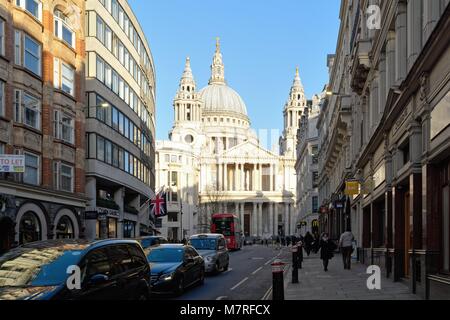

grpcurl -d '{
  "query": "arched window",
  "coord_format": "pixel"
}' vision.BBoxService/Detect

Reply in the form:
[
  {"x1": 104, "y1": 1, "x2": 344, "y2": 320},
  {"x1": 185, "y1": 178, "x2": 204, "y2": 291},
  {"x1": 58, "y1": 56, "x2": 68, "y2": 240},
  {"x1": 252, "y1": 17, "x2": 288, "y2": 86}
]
[
  {"x1": 54, "y1": 9, "x2": 75, "y2": 48},
  {"x1": 55, "y1": 215, "x2": 74, "y2": 239},
  {"x1": 19, "y1": 212, "x2": 41, "y2": 245}
]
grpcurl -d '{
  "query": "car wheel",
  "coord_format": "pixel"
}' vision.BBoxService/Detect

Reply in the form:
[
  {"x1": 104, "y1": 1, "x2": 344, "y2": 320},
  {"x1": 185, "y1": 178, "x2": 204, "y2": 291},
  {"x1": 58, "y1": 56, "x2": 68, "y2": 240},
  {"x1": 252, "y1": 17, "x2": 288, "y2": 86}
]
[
  {"x1": 215, "y1": 262, "x2": 222, "y2": 274},
  {"x1": 176, "y1": 277, "x2": 184, "y2": 296},
  {"x1": 223, "y1": 262, "x2": 229, "y2": 271}
]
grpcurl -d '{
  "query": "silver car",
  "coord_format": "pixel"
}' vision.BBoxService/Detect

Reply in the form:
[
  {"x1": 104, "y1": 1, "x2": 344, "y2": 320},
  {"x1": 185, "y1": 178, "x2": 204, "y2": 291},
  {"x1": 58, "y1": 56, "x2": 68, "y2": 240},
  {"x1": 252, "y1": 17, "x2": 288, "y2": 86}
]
[{"x1": 188, "y1": 234, "x2": 230, "y2": 274}]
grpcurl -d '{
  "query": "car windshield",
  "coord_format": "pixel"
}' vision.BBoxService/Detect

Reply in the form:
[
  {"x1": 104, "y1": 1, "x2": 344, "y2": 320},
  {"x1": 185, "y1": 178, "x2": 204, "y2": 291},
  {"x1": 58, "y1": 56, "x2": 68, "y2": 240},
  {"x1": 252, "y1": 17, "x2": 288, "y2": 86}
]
[
  {"x1": 147, "y1": 248, "x2": 183, "y2": 263},
  {"x1": 213, "y1": 218, "x2": 233, "y2": 236},
  {"x1": 0, "y1": 248, "x2": 83, "y2": 287},
  {"x1": 189, "y1": 239, "x2": 217, "y2": 251},
  {"x1": 139, "y1": 238, "x2": 156, "y2": 249}
]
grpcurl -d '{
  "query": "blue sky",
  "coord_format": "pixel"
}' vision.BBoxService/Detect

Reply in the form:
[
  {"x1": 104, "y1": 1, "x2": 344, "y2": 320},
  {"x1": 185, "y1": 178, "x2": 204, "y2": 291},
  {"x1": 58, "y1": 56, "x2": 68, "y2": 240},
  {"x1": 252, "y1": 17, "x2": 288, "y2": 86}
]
[{"x1": 128, "y1": 0, "x2": 341, "y2": 141}]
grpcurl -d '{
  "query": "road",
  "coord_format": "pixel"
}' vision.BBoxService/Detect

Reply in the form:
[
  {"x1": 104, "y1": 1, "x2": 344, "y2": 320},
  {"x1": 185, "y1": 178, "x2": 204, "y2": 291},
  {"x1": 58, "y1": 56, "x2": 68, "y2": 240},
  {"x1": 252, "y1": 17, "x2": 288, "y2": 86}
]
[{"x1": 172, "y1": 244, "x2": 291, "y2": 301}]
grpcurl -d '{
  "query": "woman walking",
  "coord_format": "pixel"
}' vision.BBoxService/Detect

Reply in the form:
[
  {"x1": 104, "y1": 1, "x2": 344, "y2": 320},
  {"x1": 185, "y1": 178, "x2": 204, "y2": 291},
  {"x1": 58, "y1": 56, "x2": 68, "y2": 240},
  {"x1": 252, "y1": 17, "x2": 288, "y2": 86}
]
[{"x1": 319, "y1": 233, "x2": 337, "y2": 272}]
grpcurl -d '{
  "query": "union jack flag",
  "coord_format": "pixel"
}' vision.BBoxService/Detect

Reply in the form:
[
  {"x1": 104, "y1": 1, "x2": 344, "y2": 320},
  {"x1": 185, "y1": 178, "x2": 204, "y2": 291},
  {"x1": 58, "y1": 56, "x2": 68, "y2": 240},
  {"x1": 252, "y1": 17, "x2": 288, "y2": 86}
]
[{"x1": 151, "y1": 190, "x2": 167, "y2": 218}]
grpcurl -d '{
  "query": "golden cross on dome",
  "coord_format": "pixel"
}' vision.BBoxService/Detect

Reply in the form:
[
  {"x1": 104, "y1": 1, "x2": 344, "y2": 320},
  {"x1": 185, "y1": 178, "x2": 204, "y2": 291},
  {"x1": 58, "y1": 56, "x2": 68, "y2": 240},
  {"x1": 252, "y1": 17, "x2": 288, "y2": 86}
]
[{"x1": 216, "y1": 37, "x2": 220, "y2": 52}]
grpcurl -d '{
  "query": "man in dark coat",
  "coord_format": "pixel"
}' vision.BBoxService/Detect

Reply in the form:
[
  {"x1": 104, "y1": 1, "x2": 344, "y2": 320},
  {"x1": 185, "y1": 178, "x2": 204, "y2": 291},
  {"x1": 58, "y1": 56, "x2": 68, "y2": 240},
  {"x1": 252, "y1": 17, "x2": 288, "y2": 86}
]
[
  {"x1": 319, "y1": 233, "x2": 337, "y2": 272},
  {"x1": 304, "y1": 232, "x2": 314, "y2": 256}
]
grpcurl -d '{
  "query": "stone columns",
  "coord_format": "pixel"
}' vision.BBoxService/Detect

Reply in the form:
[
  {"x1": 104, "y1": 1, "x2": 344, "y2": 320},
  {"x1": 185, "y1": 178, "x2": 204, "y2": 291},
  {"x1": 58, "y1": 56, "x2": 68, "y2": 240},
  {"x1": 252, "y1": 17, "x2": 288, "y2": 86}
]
[
  {"x1": 241, "y1": 164, "x2": 245, "y2": 191},
  {"x1": 269, "y1": 164, "x2": 274, "y2": 191},
  {"x1": 395, "y1": 2, "x2": 407, "y2": 84},
  {"x1": 224, "y1": 163, "x2": 228, "y2": 191},
  {"x1": 269, "y1": 202, "x2": 274, "y2": 236},
  {"x1": 258, "y1": 203, "x2": 263, "y2": 237},
  {"x1": 274, "y1": 203, "x2": 279, "y2": 235},
  {"x1": 379, "y1": 53, "x2": 387, "y2": 115},
  {"x1": 284, "y1": 203, "x2": 289, "y2": 236},
  {"x1": 218, "y1": 163, "x2": 223, "y2": 191},
  {"x1": 252, "y1": 202, "x2": 257, "y2": 237},
  {"x1": 234, "y1": 163, "x2": 238, "y2": 190},
  {"x1": 407, "y1": 0, "x2": 423, "y2": 70},
  {"x1": 423, "y1": 0, "x2": 442, "y2": 42}
]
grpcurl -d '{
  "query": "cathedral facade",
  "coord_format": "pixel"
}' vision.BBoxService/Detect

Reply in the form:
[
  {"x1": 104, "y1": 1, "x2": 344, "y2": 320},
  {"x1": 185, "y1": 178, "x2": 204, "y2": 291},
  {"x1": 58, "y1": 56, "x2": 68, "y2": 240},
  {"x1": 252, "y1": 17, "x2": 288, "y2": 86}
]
[{"x1": 156, "y1": 40, "x2": 306, "y2": 240}]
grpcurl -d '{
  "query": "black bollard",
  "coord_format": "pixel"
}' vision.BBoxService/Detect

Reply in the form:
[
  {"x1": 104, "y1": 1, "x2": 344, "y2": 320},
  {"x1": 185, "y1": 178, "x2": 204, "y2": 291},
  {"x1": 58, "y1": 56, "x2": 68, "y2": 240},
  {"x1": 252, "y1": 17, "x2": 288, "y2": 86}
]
[
  {"x1": 271, "y1": 260, "x2": 285, "y2": 300},
  {"x1": 292, "y1": 245, "x2": 299, "y2": 284}
]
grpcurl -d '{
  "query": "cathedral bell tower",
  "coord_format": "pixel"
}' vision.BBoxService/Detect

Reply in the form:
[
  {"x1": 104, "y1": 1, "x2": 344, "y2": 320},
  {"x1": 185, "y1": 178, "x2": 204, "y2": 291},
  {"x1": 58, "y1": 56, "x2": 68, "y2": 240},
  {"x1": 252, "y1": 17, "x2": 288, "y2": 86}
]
[
  {"x1": 173, "y1": 57, "x2": 202, "y2": 124},
  {"x1": 280, "y1": 67, "x2": 307, "y2": 157}
]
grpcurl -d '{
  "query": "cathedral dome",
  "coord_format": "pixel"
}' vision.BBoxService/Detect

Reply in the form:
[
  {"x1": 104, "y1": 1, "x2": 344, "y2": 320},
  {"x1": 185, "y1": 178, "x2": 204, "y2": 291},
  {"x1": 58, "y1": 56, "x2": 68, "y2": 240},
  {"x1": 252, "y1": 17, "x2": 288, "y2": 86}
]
[{"x1": 199, "y1": 84, "x2": 248, "y2": 117}]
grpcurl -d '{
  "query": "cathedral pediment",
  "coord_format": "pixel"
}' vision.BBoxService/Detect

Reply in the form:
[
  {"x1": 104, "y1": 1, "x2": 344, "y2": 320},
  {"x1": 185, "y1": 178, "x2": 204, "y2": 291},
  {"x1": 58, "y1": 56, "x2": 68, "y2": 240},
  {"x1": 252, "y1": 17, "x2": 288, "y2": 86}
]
[{"x1": 220, "y1": 141, "x2": 278, "y2": 160}]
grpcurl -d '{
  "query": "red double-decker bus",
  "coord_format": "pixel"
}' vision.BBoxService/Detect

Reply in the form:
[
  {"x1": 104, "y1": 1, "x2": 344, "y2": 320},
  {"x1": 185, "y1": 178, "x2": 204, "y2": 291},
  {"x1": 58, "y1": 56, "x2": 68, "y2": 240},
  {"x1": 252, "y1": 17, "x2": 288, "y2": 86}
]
[{"x1": 211, "y1": 214, "x2": 242, "y2": 250}]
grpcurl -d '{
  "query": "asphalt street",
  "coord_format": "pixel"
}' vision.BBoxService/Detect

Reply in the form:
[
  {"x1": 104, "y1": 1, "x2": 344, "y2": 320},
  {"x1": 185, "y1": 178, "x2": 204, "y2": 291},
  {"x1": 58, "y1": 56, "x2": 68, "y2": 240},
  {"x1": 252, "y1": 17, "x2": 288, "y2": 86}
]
[{"x1": 172, "y1": 244, "x2": 291, "y2": 301}]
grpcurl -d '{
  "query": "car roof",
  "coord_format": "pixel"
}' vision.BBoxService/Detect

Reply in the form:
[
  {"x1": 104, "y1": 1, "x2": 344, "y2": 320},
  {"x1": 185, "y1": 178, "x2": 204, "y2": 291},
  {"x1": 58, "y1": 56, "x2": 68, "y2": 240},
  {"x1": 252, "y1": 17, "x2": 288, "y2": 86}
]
[
  {"x1": 189, "y1": 233, "x2": 224, "y2": 239},
  {"x1": 8, "y1": 239, "x2": 141, "y2": 253},
  {"x1": 151, "y1": 244, "x2": 188, "y2": 249}
]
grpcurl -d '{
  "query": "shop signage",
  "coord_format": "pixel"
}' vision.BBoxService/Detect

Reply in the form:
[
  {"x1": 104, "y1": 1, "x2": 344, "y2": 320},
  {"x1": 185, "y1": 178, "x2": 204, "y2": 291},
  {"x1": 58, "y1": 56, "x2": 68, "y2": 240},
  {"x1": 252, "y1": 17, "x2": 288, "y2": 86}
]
[
  {"x1": 335, "y1": 201, "x2": 344, "y2": 209},
  {"x1": 345, "y1": 180, "x2": 360, "y2": 195},
  {"x1": 86, "y1": 207, "x2": 119, "y2": 219},
  {"x1": 0, "y1": 155, "x2": 25, "y2": 173}
]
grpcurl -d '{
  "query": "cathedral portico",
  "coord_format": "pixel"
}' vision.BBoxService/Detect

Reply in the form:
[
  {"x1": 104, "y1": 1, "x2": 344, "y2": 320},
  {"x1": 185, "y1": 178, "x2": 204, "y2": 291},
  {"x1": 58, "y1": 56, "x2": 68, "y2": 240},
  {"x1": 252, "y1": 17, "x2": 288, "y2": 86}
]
[{"x1": 156, "y1": 39, "x2": 298, "y2": 239}]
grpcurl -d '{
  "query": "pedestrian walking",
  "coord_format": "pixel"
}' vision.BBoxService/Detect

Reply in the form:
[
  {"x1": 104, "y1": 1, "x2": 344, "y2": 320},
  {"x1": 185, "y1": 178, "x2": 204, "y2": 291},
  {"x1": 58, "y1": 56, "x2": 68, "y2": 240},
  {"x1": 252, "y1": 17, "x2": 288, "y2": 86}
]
[
  {"x1": 312, "y1": 232, "x2": 320, "y2": 254},
  {"x1": 304, "y1": 232, "x2": 314, "y2": 256},
  {"x1": 319, "y1": 233, "x2": 337, "y2": 272},
  {"x1": 339, "y1": 228, "x2": 355, "y2": 270}
]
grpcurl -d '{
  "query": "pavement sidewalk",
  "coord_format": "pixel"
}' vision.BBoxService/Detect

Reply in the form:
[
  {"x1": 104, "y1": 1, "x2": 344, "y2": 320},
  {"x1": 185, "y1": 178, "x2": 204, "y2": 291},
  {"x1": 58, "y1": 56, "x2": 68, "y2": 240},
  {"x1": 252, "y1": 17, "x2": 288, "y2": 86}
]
[{"x1": 284, "y1": 252, "x2": 421, "y2": 300}]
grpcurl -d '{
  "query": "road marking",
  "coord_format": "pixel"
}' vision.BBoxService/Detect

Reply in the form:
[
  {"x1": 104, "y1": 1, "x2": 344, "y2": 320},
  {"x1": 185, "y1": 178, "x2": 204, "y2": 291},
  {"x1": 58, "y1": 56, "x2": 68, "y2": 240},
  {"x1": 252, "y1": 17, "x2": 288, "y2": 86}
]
[
  {"x1": 252, "y1": 267, "x2": 263, "y2": 275},
  {"x1": 230, "y1": 277, "x2": 249, "y2": 291},
  {"x1": 224, "y1": 268, "x2": 233, "y2": 274},
  {"x1": 261, "y1": 287, "x2": 272, "y2": 300}
]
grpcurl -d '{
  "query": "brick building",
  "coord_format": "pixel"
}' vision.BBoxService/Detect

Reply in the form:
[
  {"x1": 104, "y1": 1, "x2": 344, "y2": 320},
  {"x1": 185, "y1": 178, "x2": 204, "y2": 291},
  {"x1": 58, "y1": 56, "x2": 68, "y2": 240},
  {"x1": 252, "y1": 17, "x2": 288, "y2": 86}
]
[{"x1": 0, "y1": 0, "x2": 86, "y2": 254}]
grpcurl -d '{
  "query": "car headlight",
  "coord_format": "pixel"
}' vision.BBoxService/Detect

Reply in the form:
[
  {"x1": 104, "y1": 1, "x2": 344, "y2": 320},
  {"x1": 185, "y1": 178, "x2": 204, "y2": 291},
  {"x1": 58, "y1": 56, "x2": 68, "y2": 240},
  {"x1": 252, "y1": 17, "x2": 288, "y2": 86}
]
[{"x1": 161, "y1": 272, "x2": 175, "y2": 281}]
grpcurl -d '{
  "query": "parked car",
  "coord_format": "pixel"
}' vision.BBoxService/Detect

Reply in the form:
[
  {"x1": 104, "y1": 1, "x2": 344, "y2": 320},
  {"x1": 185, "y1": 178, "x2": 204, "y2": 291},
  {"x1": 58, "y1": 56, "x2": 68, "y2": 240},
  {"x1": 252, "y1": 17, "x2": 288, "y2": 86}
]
[
  {"x1": 0, "y1": 239, "x2": 151, "y2": 300},
  {"x1": 145, "y1": 244, "x2": 204, "y2": 295},
  {"x1": 136, "y1": 236, "x2": 168, "y2": 250},
  {"x1": 188, "y1": 234, "x2": 229, "y2": 274}
]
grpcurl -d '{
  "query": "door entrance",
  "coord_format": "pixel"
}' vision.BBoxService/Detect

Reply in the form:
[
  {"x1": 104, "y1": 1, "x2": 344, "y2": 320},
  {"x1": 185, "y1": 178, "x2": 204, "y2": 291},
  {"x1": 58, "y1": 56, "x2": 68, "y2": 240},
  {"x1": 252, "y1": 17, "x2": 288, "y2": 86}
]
[
  {"x1": 0, "y1": 217, "x2": 15, "y2": 255},
  {"x1": 244, "y1": 214, "x2": 250, "y2": 237}
]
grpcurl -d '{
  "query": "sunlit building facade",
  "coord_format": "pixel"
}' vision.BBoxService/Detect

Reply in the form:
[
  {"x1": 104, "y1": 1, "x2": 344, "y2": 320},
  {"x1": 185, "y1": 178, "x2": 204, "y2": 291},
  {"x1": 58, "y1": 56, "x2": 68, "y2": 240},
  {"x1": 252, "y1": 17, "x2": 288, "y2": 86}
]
[
  {"x1": 0, "y1": 0, "x2": 86, "y2": 255},
  {"x1": 84, "y1": 0, "x2": 156, "y2": 240}
]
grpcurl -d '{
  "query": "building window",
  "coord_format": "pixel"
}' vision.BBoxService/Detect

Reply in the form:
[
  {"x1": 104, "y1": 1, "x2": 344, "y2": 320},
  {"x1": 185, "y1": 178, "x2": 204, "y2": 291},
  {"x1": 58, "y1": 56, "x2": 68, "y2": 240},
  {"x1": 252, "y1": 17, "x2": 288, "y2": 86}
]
[
  {"x1": 24, "y1": 34, "x2": 41, "y2": 75},
  {"x1": 15, "y1": 31, "x2": 41, "y2": 76},
  {"x1": 97, "y1": 135, "x2": 105, "y2": 161},
  {"x1": 14, "y1": 90, "x2": 41, "y2": 130},
  {"x1": 54, "y1": 58, "x2": 75, "y2": 96},
  {"x1": 19, "y1": 212, "x2": 41, "y2": 245},
  {"x1": 53, "y1": 110, "x2": 74, "y2": 144},
  {"x1": 54, "y1": 10, "x2": 75, "y2": 48},
  {"x1": 0, "y1": 81, "x2": 4, "y2": 117},
  {"x1": 24, "y1": 152, "x2": 39, "y2": 185},
  {"x1": 56, "y1": 215, "x2": 74, "y2": 239},
  {"x1": 0, "y1": 19, "x2": 5, "y2": 56},
  {"x1": 54, "y1": 162, "x2": 74, "y2": 192},
  {"x1": 16, "y1": 0, "x2": 42, "y2": 21},
  {"x1": 312, "y1": 196, "x2": 319, "y2": 213}
]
